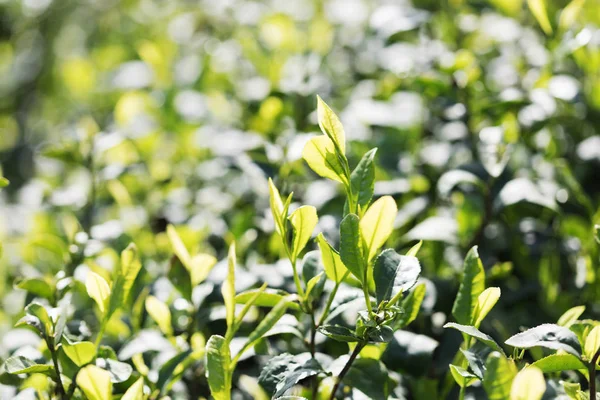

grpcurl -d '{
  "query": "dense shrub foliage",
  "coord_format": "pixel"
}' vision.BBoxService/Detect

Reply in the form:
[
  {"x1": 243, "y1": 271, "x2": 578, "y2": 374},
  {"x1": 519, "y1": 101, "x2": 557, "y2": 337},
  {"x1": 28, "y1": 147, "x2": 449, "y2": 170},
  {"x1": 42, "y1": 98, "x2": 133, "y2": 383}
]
[{"x1": 1, "y1": 0, "x2": 600, "y2": 399}]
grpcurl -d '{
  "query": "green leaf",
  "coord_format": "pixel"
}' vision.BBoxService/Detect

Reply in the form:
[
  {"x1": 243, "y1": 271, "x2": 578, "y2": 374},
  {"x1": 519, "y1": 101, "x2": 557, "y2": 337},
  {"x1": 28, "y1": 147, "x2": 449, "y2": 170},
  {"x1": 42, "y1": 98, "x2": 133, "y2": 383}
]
[
  {"x1": 15, "y1": 278, "x2": 54, "y2": 301},
  {"x1": 205, "y1": 335, "x2": 231, "y2": 400},
  {"x1": 316, "y1": 95, "x2": 345, "y2": 154},
  {"x1": 156, "y1": 350, "x2": 192, "y2": 394},
  {"x1": 86, "y1": 271, "x2": 111, "y2": 315},
  {"x1": 25, "y1": 302, "x2": 54, "y2": 338},
  {"x1": 452, "y1": 246, "x2": 485, "y2": 325},
  {"x1": 342, "y1": 358, "x2": 391, "y2": 400},
  {"x1": 406, "y1": 240, "x2": 423, "y2": 257},
  {"x1": 473, "y1": 287, "x2": 501, "y2": 328},
  {"x1": 121, "y1": 377, "x2": 144, "y2": 400},
  {"x1": 76, "y1": 364, "x2": 113, "y2": 400},
  {"x1": 96, "y1": 358, "x2": 133, "y2": 383},
  {"x1": 483, "y1": 352, "x2": 517, "y2": 400},
  {"x1": 316, "y1": 233, "x2": 348, "y2": 283},
  {"x1": 259, "y1": 353, "x2": 299, "y2": 394},
  {"x1": 505, "y1": 324, "x2": 582, "y2": 357},
  {"x1": 3, "y1": 356, "x2": 53, "y2": 375},
  {"x1": 373, "y1": 249, "x2": 420, "y2": 304},
  {"x1": 145, "y1": 295, "x2": 172, "y2": 336},
  {"x1": 168, "y1": 257, "x2": 192, "y2": 301},
  {"x1": 559, "y1": 0, "x2": 586, "y2": 31},
  {"x1": 339, "y1": 213, "x2": 364, "y2": 281},
  {"x1": 510, "y1": 366, "x2": 545, "y2": 400},
  {"x1": 288, "y1": 205, "x2": 318, "y2": 261},
  {"x1": 584, "y1": 325, "x2": 600, "y2": 360},
  {"x1": 238, "y1": 299, "x2": 288, "y2": 359},
  {"x1": 167, "y1": 224, "x2": 192, "y2": 267},
  {"x1": 120, "y1": 243, "x2": 142, "y2": 301},
  {"x1": 450, "y1": 364, "x2": 478, "y2": 388},
  {"x1": 527, "y1": 0, "x2": 553, "y2": 35},
  {"x1": 304, "y1": 272, "x2": 325, "y2": 302},
  {"x1": 274, "y1": 358, "x2": 322, "y2": 397},
  {"x1": 268, "y1": 178, "x2": 286, "y2": 236},
  {"x1": 558, "y1": 305, "x2": 586, "y2": 328},
  {"x1": 63, "y1": 341, "x2": 96, "y2": 367},
  {"x1": 395, "y1": 283, "x2": 426, "y2": 329},
  {"x1": 360, "y1": 196, "x2": 398, "y2": 261},
  {"x1": 223, "y1": 243, "x2": 237, "y2": 329},
  {"x1": 531, "y1": 353, "x2": 587, "y2": 373},
  {"x1": 235, "y1": 289, "x2": 300, "y2": 310},
  {"x1": 461, "y1": 342, "x2": 493, "y2": 380},
  {"x1": 318, "y1": 325, "x2": 362, "y2": 342},
  {"x1": 189, "y1": 253, "x2": 217, "y2": 287},
  {"x1": 0, "y1": 177, "x2": 8, "y2": 188},
  {"x1": 444, "y1": 323, "x2": 505, "y2": 355},
  {"x1": 350, "y1": 148, "x2": 377, "y2": 209},
  {"x1": 302, "y1": 136, "x2": 347, "y2": 184}
]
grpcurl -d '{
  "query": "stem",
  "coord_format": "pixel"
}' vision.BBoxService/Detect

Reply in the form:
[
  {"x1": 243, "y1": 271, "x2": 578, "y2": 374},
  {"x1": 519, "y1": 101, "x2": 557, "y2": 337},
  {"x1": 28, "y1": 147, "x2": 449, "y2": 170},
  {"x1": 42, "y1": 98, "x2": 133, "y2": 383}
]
[
  {"x1": 48, "y1": 338, "x2": 66, "y2": 400},
  {"x1": 94, "y1": 319, "x2": 106, "y2": 349},
  {"x1": 590, "y1": 350, "x2": 600, "y2": 398},
  {"x1": 362, "y1": 284, "x2": 373, "y2": 314},
  {"x1": 459, "y1": 385, "x2": 465, "y2": 400},
  {"x1": 317, "y1": 275, "x2": 346, "y2": 327},
  {"x1": 329, "y1": 342, "x2": 365, "y2": 400}
]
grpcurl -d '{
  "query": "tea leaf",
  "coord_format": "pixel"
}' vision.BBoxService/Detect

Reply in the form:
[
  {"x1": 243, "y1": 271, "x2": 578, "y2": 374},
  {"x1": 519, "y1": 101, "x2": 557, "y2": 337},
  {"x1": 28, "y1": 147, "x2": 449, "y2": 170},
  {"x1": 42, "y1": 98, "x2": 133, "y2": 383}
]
[
  {"x1": 77, "y1": 364, "x2": 113, "y2": 400},
  {"x1": 318, "y1": 325, "x2": 362, "y2": 342},
  {"x1": 510, "y1": 366, "x2": 545, "y2": 400},
  {"x1": 268, "y1": 178, "x2": 286, "y2": 235},
  {"x1": 505, "y1": 324, "x2": 582, "y2": 357},
  {"x1": 527, "y1": 0, "x2": 553, "y2": 35},
  {"x1": 350, "y1": 148, "x2": 377, "y2": 209},
  {"x1": 235, "y1": 289, "x2": 300, "y2": 310},
  {"x1": 121, "y1": 377, "x2": 144, "y2": 400},
  {"x1": 395, "y1": 283, "x2": 426, "y2": 328},
  {"x1": 444, "y1": 323, "x2": 505, "y2": 355},
  {"x1": 316, "y1": 233, "x2": 348, "y2": 283},
  {"x1": 452, "y1": 246, "x2": 485, "y2": 326},
  {"x1": 238, "y1": 299, "x2": 288, "y2": 358},
  {"x1": 373, "y1": 249, "x2": 420, "y2": 304},
  {"x1": 86, "y1": 271, "x2": 111, "y2": 314},
  {"x1": 190, "y1": 253, "x2": 217, "y2": 287},
  {"x1": 157, "y1": 350, "x2": 192, "y2": 393},
  {"x1": 15, "y1": 278, "x2": 54, "y2": 301},
  {"x1": 584, "y1": 325, "x2": 600, "y2": 360},
  {"x1": 63, "y1": 341, "x2": 96, "y2": 367},
  {"x1": 205, "y1": 335, "x2": 231, "y2": 400},
  {"x1": 316, "y1": 95, "x2": 345, "y2": 154},
  {"x1": 483, "y1": 352, "x2": 517, "y2": 400},
  {"x1": 450, "y1": 364, "x2": 478, "y2": 387},
  {"x1": 288, "y1": 205, "x2": 318, "y2": 261},
  {"x1": 360, "y1": 196, "x2": 397, "y2": 261},
  {"x1": 531, "y1": 353, "x2": 587, "y2": 373},
  {"x1": 558, "y1": 305, "x2": 586, "y2": 328},
  {"x1": 145, "y1": 295, "x2": 172, "y2": 336},
  {"x1": 302, "y1": 136, "x2": 347, "y2": 184},
  {"x1": 120, "y1": 243, "x2": 142, "y2": 301},
  {"x1": 340, "y1": 213, "x2": 364, "y2": 281},
  {"x1": 4, "y1": 356, "x2": 53, "y2": 375},
  {"x1": 473, "y1": 287, "x2": 501, "y2": 328}
]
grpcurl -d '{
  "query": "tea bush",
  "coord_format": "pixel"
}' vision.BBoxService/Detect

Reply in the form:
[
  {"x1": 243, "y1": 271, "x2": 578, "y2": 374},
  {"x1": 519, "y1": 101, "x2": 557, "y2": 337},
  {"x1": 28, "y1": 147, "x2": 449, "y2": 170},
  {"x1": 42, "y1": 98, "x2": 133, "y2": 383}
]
[{"x1": 1, "y1": 0, "x2": 600, "y2": 399}]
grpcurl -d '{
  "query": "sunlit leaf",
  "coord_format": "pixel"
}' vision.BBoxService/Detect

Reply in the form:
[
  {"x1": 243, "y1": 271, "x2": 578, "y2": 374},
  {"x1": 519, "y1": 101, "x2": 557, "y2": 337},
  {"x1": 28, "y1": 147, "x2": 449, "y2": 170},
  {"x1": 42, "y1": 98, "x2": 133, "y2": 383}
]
[
  {"x1": 86, "y1": 271, "x2": 111, "y2": 314},
  {"x1": 205, "y1": 335, "x2": 231, "y2": 400},
  {"x1": 316, "y1": 95, "x2": 345, "y2": 154},
  {"x1": 316, "y1": 233, "x2": 348, "y2": 283},
  {"x1": 288, "y1": 205, "x2": 318, "y2": 261},
  {"x1": 584, "y1": 325, "x2": 600, "y2": 361},
  {"x1": 3, "y1": 356, "x2": 53, "y2": 375},
  {"x1": 450, "y1": 364, "x2": 478, "y2": 387},
  {"x1": 452, "y1": 246, "x2": 485, "y2": 326},
  {"x1": 510, "y1": 366, "x2": 545, "y2": 400},
  {"x1": 527, "y1": 0, "x2": 553, "y2": 34},
  {"x1": 63, "y1": 341, "x2": 96, "y2": 367},
  {"x1": 473, "y1": 287, "x2": 501, "y2": 328},
  {"x1": 145, "y1": 295, "x2": 172, "y2": 336},
  {"x1": 360, "y1": 196, "x2": 397, "y2": 261},
  {"x1": 531, "y1": 353, "x2": 586, "y2": 373},
  {"x1": 483, "y1": 352, "x2": 517, "y2": 400},
  {"x1": 302, "y1": 136, "x2": 347, "y2": 184},
  {"x1": 558, "y1": 305, "x2": 586, "y2": 328},
  {"x1": 121, "y1": 377, "x2": 144, "y2": 400},
  {"x1": 77, "y1": 364, "x2": 113, "y2": 400},
  {"x1": 505, "y1": 324, "x2": 582, "y2": 357},
  {"x1": 339, "y1": 213, "x2": 364, "y2": 281}
]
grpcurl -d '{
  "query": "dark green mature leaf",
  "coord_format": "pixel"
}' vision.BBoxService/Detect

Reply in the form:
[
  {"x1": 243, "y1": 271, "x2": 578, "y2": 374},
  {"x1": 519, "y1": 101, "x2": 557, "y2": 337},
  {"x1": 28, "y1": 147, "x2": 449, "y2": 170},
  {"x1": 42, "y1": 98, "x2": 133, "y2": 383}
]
[
  {"x1": 367, "y1": 325, "x2": 394, "y2": 343},
  {"x1": 350, "y1": 148, "x2": 377, "y2": 209},
  {"x1": 381, "y1": 330, "x2": 439, "y2": 376},
  {"x1": 3, "y1": 356, "x2": 54, "y2": 375},
  {"x1": 505, "y1": 324, "x2": 582, "y2": 357},
  {"x1": 483, "y1": 352, "x2": 516, "y2": 400},
  {"x1": 461, "y1": 342, "x2": 493, "y2": 380},
  {"x1": 531, "y1": 354, "x2": 587, "y2": 373},
  {"x1": 339, "y1": 213, "x2": 364, "y2": 281},
  {"x1": 395, "y1": 283, "x2": 426, "y2": 329},
  {"x1": 444, "y1": 323, "x2": 505, "y2": 355},
  {"x1": 156, "y1": 350, "x2": 192, "y2": 393},
  {"x1": 235, "y1": 289, "x2": 300, "y2": 310},
  {"x1": 168, "y1": 256, "x2": 192, "y2": 301},
  {"x1": 96, "y1": 358, "x2": 133, "y2": 383},
  {"x1": 373, "y1": 249, "x2": 420, "y2": 304},
  {"x1": 301, "y1": 251, "x2": 322, "y2": 283},
  {"x1": 452, "y1": 246, "x2": 485, "y2": 325},
  {"x1": 259, "y1": 353, "x2": 298, "y2": 394},
  {"x1": 274, "y1": 358, "x2": 322, "y2": 397},
  {"x1": 205, "y1": 335, "x2": 231, "y2": 400},
  {"x1": 318, "y1": 325, "x2": 362, "y2": 342},
  {"x1": 343, "y1": 358, "x2": 391, "y2": 400}
]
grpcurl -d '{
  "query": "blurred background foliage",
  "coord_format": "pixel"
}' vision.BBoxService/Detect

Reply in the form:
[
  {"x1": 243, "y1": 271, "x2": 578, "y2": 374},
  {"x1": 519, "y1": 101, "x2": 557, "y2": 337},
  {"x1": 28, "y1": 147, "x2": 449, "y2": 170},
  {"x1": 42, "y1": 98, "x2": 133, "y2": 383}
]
[{"x1": 1, "y1": 0, "x2": 600, "y2": 398}]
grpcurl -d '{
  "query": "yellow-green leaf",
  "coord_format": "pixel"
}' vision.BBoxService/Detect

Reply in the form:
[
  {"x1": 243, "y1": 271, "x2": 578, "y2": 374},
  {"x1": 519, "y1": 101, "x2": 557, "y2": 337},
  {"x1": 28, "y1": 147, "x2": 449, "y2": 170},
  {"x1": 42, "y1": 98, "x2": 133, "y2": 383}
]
[
  {"x1": 450, "y1": 364, "x2": 478, "y2": 388},
  {"x1": 559, "y1": 0, "x2": 585, "y2": 32},
  {"x1": 86, "y1": 272, "x2": 111, "y2": 314},
  {"x1": 77, "y1": 364, "x2": 113, "y2": 400},
  {"x1": 452, "y1": 246, "x2": 485, "y2": 325},
  {"x1": 205, "y1": 335, "x2": 231, "y2": 400},
  {"x1": 121, "y1": 377, "x2": 144, "y2": 400},
  {"x1": 359, "y1": 196, "x2": 398, "y2": 261},
  {"x1": 268, "y1": 178, "x2": 286, "y2": 235},
  {"x1": 584, "y1": 325, "x2": 600, "y2": 360},
  {"x1": 120, "y1": 243, "x2": 142, "y2": 300},
  {"x1": 302, "y1": 136, "x2": 347, "y2": 184},
  {"x1": 527, "y1": 0, "x2": 553, "y2": 35},
  {"x1": 288, "y1": 205, "x2": 318, "y2": 261},
  {"x1": 484, "y1": 352, "x2": 517, "y2": 400},
  {"x1": 510, "y1": 366, "x2": 545, "y2": 400},
  {"x1": 396, "y1": 283, "x2": 427, "y2": 328},
  {"x1": 222, "y1": 243, "x2": 236, "y2": 329},
  {"x1": 63, "y1": 341, "x2": 96, "y2": 367},
  {"x1": 167, "y1": 224, "x2": 191, "y2": 266},
  {"x1": 473, "y1": 287, "x2": 501, "y2": 328},
  {"x1": 145, "y1": 296, "x2": 172, "y2": 336},
  {"x1": 316, "y1": 233, "x2": 348, "y2": 283},
  {"x1": 316, "y1": 95, "x2": 345, "y2": 154},
  {"x1": 406, "y1": 241, "x2": 423, "y2": 257},
  {"x1": 557, "y1": 305, "x2": 585, "y2": 328},
  {"x1": 190, "y1": 254, "x2": 218, "y2": 287}
]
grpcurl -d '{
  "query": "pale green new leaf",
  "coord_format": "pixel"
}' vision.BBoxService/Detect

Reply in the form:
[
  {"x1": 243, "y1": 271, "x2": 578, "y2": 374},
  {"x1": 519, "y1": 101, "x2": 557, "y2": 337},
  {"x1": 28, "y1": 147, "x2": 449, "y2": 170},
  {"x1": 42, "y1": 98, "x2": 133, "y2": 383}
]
[
  {"x1": 190, "y1": 254, "x2": 217, "y2": 287},
  {"x1": 268, "y1": 178, "x2": 286, "y2": 235},
  {"x1": 473, "y1": 287, "x2": 501, "y2": 328},
  {"x1": 483, "y1": 352, "x2": 517, "y2": 400},
  {"x1": 527, "y1": 0, "x2": 553, "y2": 35},
  {"x1": 450, "y1": 364, "x2": 478, "y2": 388},
  {"x1": 531, "y1": 353, "x2": 587, "y2": 373},
  {"x1": 167, "y1": 224, "x2": 191, "y2": 267},
  {"x1": 395, "y1": 283, "x2": 426, "y2": 328},
  {"x1": 235, "y1": 288, "x2": 300, "y2": 311},
  {"x1": 145, "y1": 295, "x2": 172, "y2": 336},
  {"x1": 86, "y1": 272, "x2": 111, "y2": 314},
  {"x1": 289, "y1": 205, "x2": 318, "y2": 261},
  {"x1": 316, "y1": 95, "x2": 345, "y2": 153},
  {"x1": 406, "y1": 240, "x2": 423, "y2": 257},
  {"x1": 510, "y1": 366, "x2": 545, "y2": 400},
  {"x1": 559, "y1": 0, "x2": 585, "y2": 31},
  {"x1": 584, "y1": 325, "x2": 600, "y2": 361},
  {"x1": 205, "y1": 335, "x2": 231, "y2": 400},
  {"x1": 77, "y1": 364, "x2": 113, "y2": 400},
  {"x1": 120, "y1": 243, "x2": 142, "y2": 300},
  {"x1": 121, "y1": 377, "x2": 144, "y2": 400},
  {"x1": 302, "y1": 136, "x2": 347, "y2": 184},
  {"x1": 452, "y1": 246, "x2": 485, "y2": 325},
  {"x1": 223, "y1": 243, "x2": 236, "y2": 329},
  {"x1": 558, "y1": 306, "x2": 585, "y2": 328},
  {"x1": 63, "y1": 341, "x2": 96, "y2": 367},
  {"x1": 359, "y1": 196, "x2": 398, "y2": 261},
  {"x1": 339, "y1": 213, "x2": 364, "y2": 281},
  {"x1": 316, "y1": 233, "x2": 348, "y2": 283}
]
